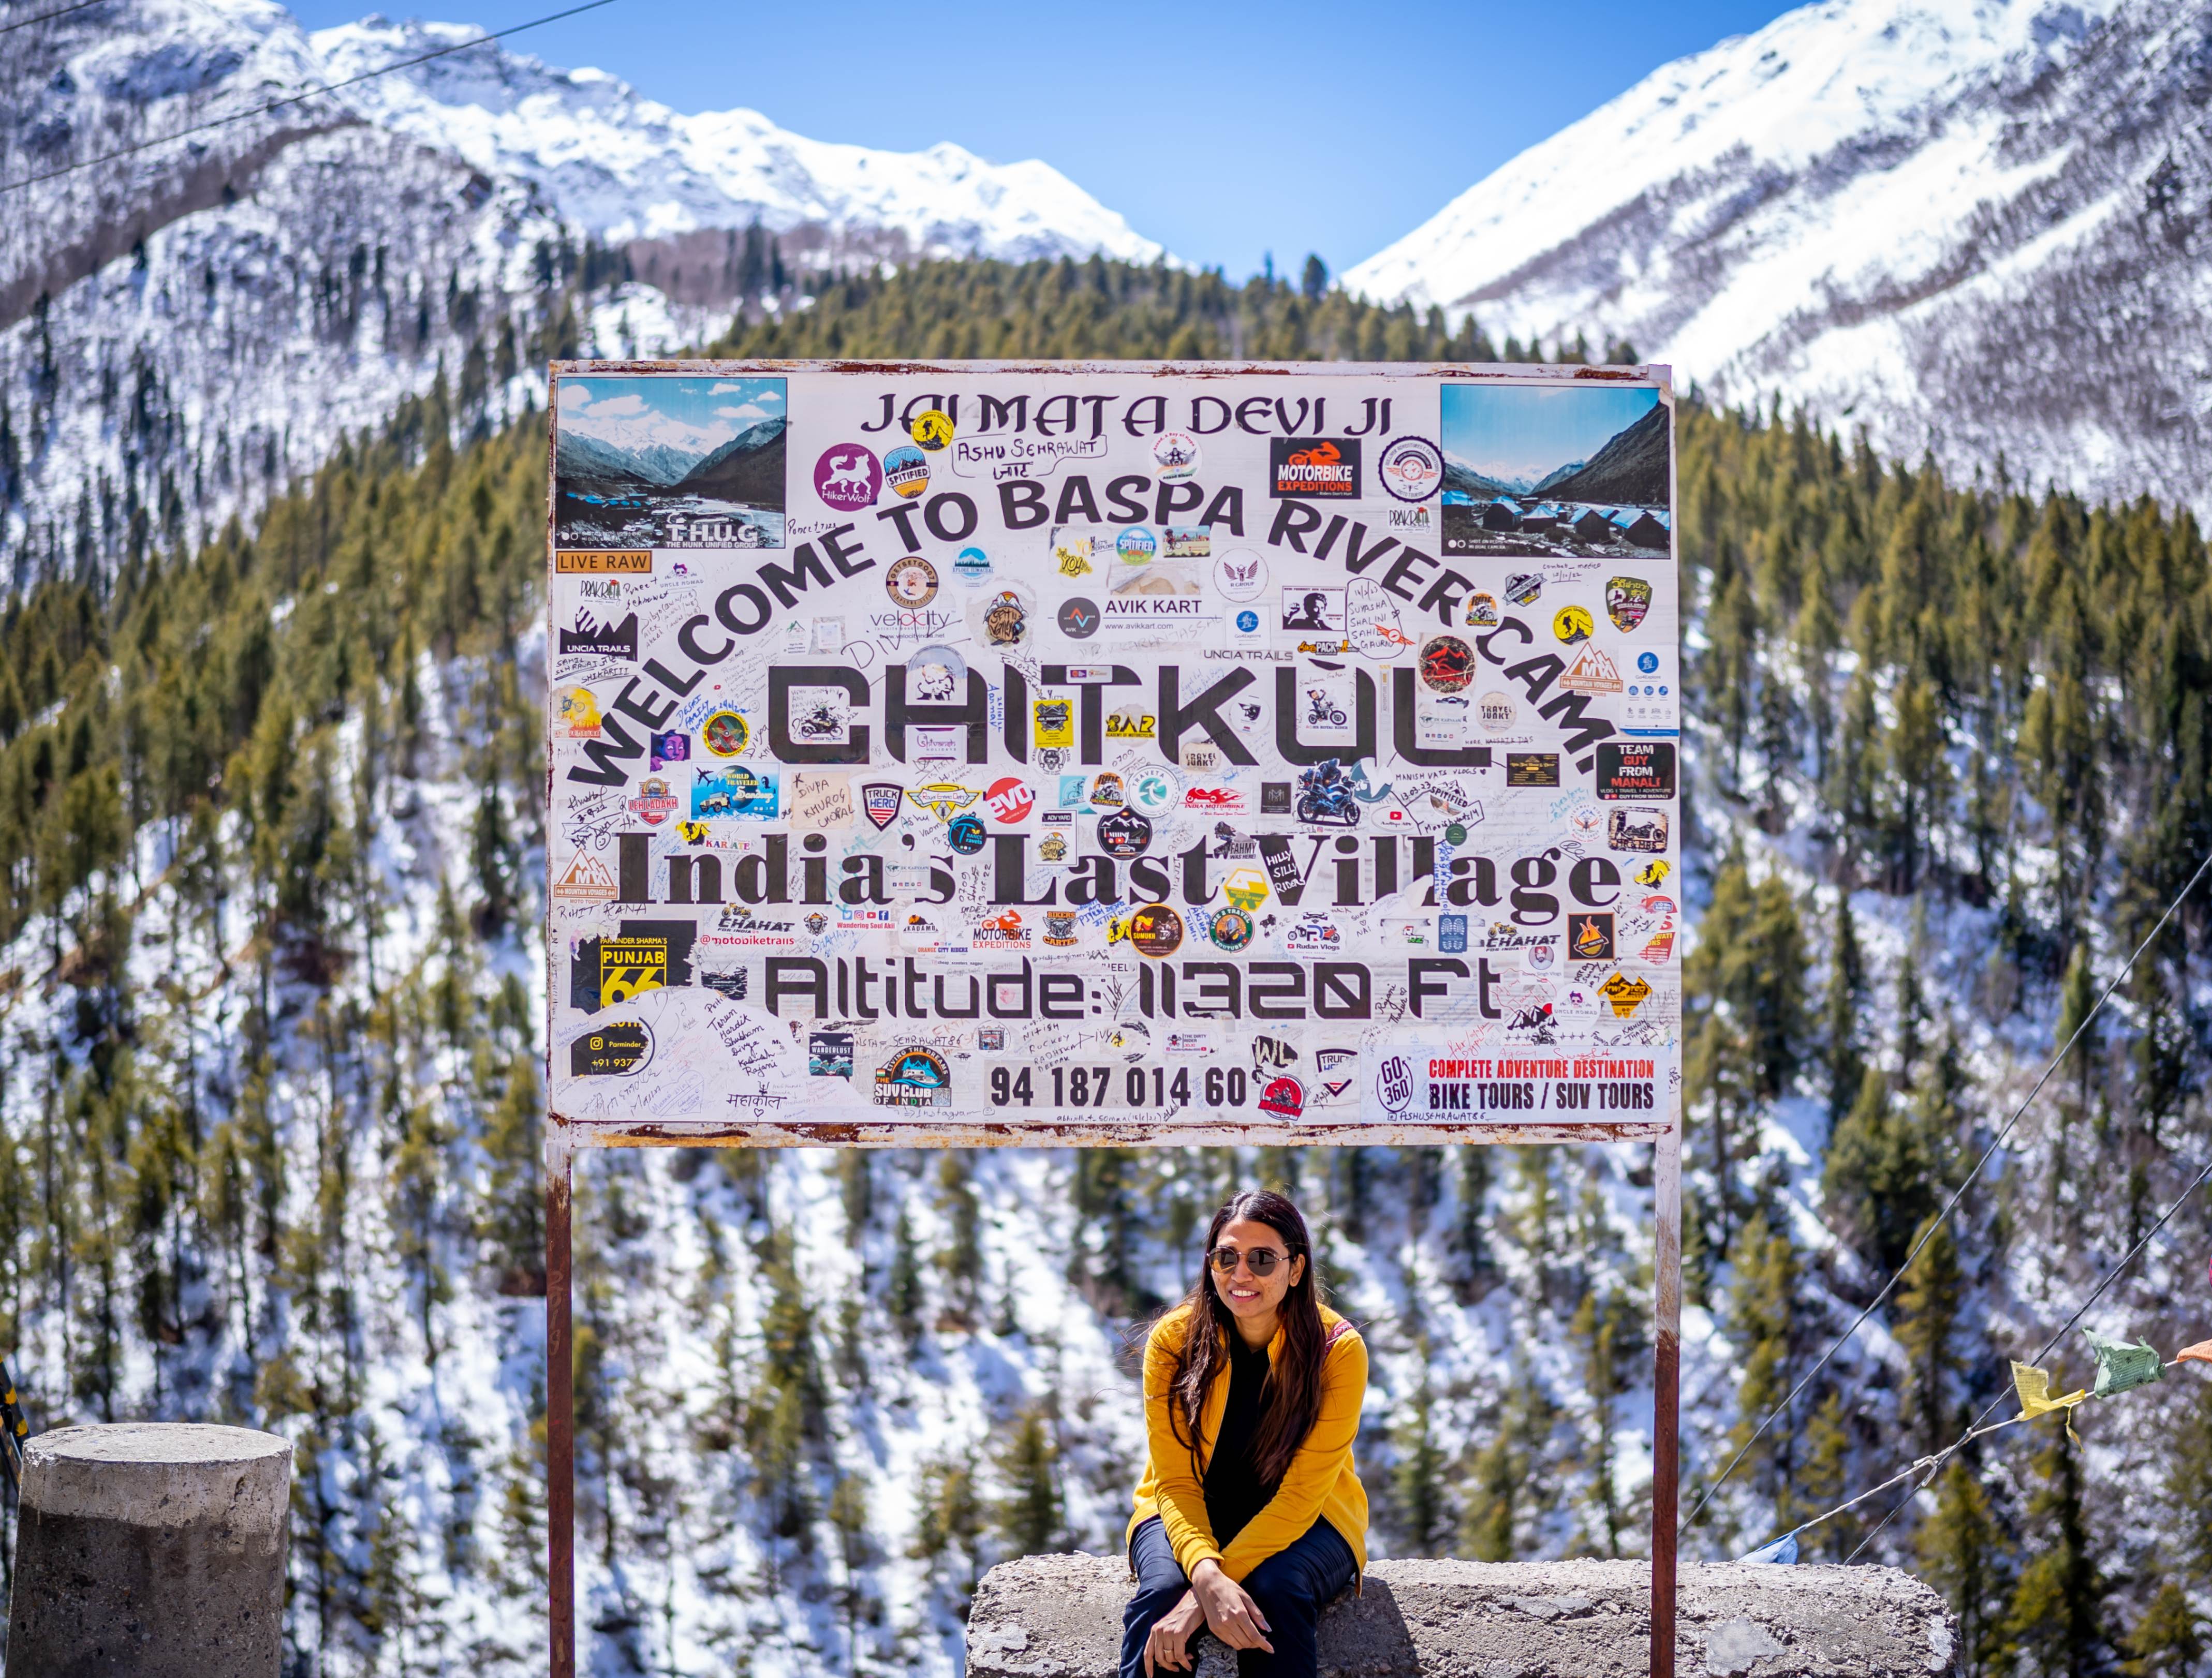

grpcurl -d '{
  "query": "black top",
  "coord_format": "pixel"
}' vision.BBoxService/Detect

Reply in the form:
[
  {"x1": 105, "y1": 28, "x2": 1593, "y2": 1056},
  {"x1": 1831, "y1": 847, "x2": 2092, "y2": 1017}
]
[{"x1": 1203, "y1": 1336, "x2": 1275, "y2": 1547}]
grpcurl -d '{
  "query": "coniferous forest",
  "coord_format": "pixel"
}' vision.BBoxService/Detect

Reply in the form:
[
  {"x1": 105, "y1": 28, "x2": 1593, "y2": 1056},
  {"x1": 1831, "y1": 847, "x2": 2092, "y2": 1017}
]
[{"x1": 1, "y1": 254, "x2": 2209, "y2": 1675}]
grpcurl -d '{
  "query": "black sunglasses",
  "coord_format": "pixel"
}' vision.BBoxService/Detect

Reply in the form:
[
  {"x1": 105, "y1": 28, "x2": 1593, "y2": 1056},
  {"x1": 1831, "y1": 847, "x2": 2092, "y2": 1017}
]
[{"x1": 1209, "y1": 1246, "x2": 1294, "y2": 1276}]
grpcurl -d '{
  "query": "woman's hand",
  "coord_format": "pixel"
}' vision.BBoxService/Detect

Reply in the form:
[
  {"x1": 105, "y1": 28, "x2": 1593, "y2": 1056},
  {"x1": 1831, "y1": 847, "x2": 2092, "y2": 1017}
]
[
  {"x1": 1143, "y1": 1590, "x2": 1208, "y2": 1675},
  {"x1": 1187, "y1": 1559, "x2": 1275, "y2": 1655}
]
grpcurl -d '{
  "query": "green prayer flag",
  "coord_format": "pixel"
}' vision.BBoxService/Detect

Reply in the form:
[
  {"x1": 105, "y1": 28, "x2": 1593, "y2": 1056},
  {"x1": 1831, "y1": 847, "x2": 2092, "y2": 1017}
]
[{"x1": 2084, "y1": 1329, "x2": 2163, "y2": 1398}]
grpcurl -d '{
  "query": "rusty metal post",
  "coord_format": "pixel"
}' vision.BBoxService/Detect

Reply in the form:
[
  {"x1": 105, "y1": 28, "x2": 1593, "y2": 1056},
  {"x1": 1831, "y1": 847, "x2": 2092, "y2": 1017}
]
[
  {"x1": 548, "y1": 1132, "x2": 575, "y2": 1678},
  {"x1": 1650, "y1": 1119, "x2": 1682, "y2": 1678}
]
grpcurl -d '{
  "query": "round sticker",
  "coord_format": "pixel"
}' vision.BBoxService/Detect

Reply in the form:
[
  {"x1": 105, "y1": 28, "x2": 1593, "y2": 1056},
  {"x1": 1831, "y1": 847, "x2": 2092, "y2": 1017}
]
[
  {"x1": 1465, "y1": 591, "x2": 1499, "y2": 629},
  {"x1": 1129, "y1": 903, "x2": 1184, "y2": 959},
  {"x1": 1478, "y1": 692, "x2": 1516, "y2": 732},
  {"x1": 1377, "y1": 436, "x2": 1444, "y2": 502},
  {"x1": 1057, "y1": 597, "x2": 1100, "y2": 640},
  {"x1": 1096, "y1": 808, "x2": 1152, "y2": 856},
  {"x1": 1117, "y1": 527, "x2": 1158, "y2": 565},
  {"x1": 1207, "y1": 907, "x2": 1255, "y2": 953},
  {"x1": 1153, "y1": 430, "x2": 1202, "y2": 481},
  {"x1": 1257, "y1": 1076, "x2": 1304, "y2": 1120},
  {"x1": 812, "y1": 444, "x2": 881, "y2": 512},
  {"x1": 883, "y1": 443, "x2": 930, "y2": 499},
  {"x1": 702, "y1": 709, "x2": 750, "y2": 756},
  {"x1": 909, "y1": 409, "x2": 955, "y2": 451},
  {"x1": 1420, "y1": 634, "x2": 1477, "y2": 694},
  {"x1": 977, "y1": 586, "x2": 1033, "y2": 651},
  {"x1": 1445, "y1": 822, "x2": 1469, "y2": 845},
  {"x1": 1554, "y1": 605, "x2": 1594, "y2": 645},
  {"x1": 947, "y1": 814, "x2": 987, "y2": 854},
  {"x1": 1213, "y1": 550, "x2": 1266, "y2": 601},
  {"x1": 886, "y1": 556, "x2": 938, "y2": 607},
  {"x1": 954, "y1": 545, "x2": 992, "y2": 583},
  {"x1": 908, "y1": 645, "x2": 967, "y2": 702},
  {"x1": 1130, "y1": 767, "x2": 1181, "y2": 814},
  {"x1": 1090, "y1": 771, "x2": 1126, "y2": 809},
  {"x1": 984, "y1": 777, "x2": 1036, "y2": 823},
  {"x1": 1375, "y1": 1053, "x2": 1413, "y2": 1116}
]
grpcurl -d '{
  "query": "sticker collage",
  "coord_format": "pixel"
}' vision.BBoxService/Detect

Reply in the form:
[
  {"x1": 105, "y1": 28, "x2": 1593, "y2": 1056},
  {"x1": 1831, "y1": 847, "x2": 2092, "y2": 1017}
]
[{"x1": 547, "y1": 367, "x2": 1681, "y2": 1129}]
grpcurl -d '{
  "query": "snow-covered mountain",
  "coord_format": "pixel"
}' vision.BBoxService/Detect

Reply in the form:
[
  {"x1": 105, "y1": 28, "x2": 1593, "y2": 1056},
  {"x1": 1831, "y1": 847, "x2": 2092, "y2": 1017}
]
[
  {"x1": 0, "y1": 0, "x2": 1162, "y2": 585},
  {"x1": 311, "y1": 17, "x2": 1164, "y2": 265},
  {"x1": 1345, "y1": 0, "x2": 2212, "y2": 512}
]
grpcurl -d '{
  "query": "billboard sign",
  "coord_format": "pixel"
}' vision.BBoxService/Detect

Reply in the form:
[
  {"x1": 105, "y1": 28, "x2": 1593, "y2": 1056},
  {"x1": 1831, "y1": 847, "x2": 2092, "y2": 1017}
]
[{"x1": 545, "y1": 362, "x2": 1680, "y2": 1136}]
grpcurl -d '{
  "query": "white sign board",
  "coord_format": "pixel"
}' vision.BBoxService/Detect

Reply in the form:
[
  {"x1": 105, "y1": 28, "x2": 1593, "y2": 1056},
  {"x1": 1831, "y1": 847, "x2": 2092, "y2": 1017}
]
[{"x1": 545, "y1": 362, "x2": 1680, "y2": 1139}]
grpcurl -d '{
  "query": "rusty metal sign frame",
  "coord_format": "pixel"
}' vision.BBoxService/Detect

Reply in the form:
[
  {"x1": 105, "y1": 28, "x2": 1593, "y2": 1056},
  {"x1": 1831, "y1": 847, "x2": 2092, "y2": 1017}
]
[{"x1": 541, "y1": 359, "x2": 1685, "y2": 1678}]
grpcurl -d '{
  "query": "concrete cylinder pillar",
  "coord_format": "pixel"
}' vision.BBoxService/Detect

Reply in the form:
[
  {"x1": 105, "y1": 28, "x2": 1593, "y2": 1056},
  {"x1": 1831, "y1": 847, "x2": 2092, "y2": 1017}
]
[{"x1": 6, "y1": 1423, "x2": 291, "y2": 1678}]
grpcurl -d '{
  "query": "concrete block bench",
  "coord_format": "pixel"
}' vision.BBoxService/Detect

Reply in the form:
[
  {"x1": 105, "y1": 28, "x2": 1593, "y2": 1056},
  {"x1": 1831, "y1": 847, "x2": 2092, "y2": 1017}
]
[{"x1": 967, "y1": 1554, "x2": 1956, "y2": 1678}]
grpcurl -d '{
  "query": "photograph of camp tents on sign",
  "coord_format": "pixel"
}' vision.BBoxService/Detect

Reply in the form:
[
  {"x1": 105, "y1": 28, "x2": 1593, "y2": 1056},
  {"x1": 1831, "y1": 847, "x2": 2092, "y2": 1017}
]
[
  {"x1": 554, "y1": 375, "x2": 788, "y2": 551},
  {"x1": 1439, "y1": 383, "x2": 1670, "y2": 559}
]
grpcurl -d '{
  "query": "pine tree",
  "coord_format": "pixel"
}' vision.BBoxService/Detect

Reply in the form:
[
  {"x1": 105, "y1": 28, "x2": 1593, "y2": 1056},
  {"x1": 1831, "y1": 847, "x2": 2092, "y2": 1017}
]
[
  {"x1": 1392, "y1": 1374, "x2": 1451, "y2": 1556},
  {"x1": 934, "y1": 1151, "x2": 983, "y2": 1328},
  {"x1": 1892, "y1": 1214, "x2": 1960, "y2": 1453},
  {"x1": 2002, "y1": 1426, "x2": 2107, "y2": 1678},
  {"x1": 1823, "y1": 893, "x2": 1867, "y2": 1125},
  {"x1": 2125, "y1": 1582, "x2": 2201, "y2": 1678},
  {"x1": 1721, "y1": 1211, "x2": 1797, "y2": 1522},
  {"x1": 1823, "y1": 1065, "x2": 1935, "y2": 1274},
  {"x1": 829, "y1": 1474, "x2": 873, "y2": 1673},
  {"x1": 1916, "y1": 1461, "x2": 2010, "y2": 1678},
  {"x1": 1795, "y1": 1391, "x2": 1853, "y2": 1556},
  {"x1": 1462, "y1": 1410, "x2": 1525, "y2": 1562},
  {"x1": 2159, "y1": 1377, "x2": 2212, "y2": 1590},
  {"x1": 995, "y1": 1410, "x2": 1063, "y2": 1556},
  {"x1": 888, "y1": 1209, "x2": 924, "y2": 1346}
]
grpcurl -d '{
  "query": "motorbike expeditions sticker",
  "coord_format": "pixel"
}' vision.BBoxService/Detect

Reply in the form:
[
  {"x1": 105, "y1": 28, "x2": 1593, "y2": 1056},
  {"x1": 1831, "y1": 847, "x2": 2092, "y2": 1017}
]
[
  {"x1": 1271, "y1": 437, "x2": 1361, "y2": 498},
  {"x1": 547, "y1": 362, "x2": 1678, "y2": 1134}
]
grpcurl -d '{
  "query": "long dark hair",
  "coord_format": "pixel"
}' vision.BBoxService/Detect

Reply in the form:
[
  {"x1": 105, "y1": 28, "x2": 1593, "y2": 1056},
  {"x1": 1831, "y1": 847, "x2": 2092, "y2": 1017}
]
[{"x1": 1166, "y1": 1190, "x2": 1326, "y2": 1487}]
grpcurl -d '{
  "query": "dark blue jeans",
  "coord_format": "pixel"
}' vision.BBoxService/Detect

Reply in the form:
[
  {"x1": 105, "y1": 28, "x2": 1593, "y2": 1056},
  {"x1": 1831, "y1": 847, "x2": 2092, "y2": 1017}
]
[{"x1": 1120, "y1": 1516, "x2": 1356, "y2": 1678}]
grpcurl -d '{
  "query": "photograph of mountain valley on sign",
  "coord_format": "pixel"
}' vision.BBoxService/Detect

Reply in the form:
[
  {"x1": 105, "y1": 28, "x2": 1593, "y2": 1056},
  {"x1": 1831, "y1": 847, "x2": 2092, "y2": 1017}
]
[
  {"x1": 3, "y1": 0, "x2": 2210, "y2": 1674},
  {"x1": 1439, "y1": 382, "x2": 1673, "y2": 558},
  {"x1": 554, "y1": 376, "x2": 788, "y2": 548}
]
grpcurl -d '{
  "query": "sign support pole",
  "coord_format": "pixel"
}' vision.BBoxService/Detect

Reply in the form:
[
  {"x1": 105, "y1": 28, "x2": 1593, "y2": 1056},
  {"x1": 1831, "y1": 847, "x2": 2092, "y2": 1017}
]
[
  {"x1": 547, "y1": 1132, "x2": 576, "y2": 1678},
  {"x1": 1650, "y1": 1120, "x2": 1682, "y2": 1678}
]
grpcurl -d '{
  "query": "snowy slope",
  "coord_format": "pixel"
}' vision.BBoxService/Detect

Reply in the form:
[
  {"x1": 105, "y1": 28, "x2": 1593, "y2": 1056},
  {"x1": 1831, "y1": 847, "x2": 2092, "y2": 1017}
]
[
  {"x1": 1345, "y1": 0, "x2": 2212, "y2": 512},
  {"x1": 310, "y1": 17, "x2": 1165, "y2": 263},
  {"x1": 0, "y1": 0, "x2": 1165, "y2": 585}
]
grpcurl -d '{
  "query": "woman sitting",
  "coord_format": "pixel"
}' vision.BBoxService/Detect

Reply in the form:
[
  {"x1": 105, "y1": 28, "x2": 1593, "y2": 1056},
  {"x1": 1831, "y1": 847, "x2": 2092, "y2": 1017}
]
[{"x1": 1123, "y1": 1190, "x2": 1368, "y2": 1677}]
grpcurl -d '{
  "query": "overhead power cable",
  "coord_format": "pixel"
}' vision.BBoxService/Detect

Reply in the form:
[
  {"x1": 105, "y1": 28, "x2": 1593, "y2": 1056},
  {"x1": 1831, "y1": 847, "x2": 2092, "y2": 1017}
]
[
  {"x1": 0, "y1": 0, "x2": 617, "y2": 196},
  {"x1": 1683, "y1": 839, "x2": 2212, "y2": 1541},
  {"x1": 0, "y1": 0, "x2": 109, "y2": 37},
  {"x1": 1839, "y1": 1150, "x2": 2212, "y2": 1564}
]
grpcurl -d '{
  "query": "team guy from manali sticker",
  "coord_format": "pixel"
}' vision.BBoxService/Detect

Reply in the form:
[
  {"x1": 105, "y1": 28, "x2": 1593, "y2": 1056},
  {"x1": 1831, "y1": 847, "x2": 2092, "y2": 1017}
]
[{"x1": 547, "y1": 367, "x2": 1680, "y2": 1125}]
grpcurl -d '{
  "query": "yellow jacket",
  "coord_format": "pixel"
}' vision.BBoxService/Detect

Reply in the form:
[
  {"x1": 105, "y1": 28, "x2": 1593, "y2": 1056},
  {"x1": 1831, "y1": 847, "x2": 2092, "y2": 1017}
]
[{"x1": 1127, "y1": 1302, "x2": 1369, "y2": 1583}]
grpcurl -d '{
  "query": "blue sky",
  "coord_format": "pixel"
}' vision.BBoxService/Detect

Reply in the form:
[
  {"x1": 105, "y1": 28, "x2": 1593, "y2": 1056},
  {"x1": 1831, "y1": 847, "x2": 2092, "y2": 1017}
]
[
  {"x1": 1441, "y1": 385, "x2": 1659, "y2": 483},
  {"x1": 291, "y1": 0, "x2": 1792, "y2": 278}
]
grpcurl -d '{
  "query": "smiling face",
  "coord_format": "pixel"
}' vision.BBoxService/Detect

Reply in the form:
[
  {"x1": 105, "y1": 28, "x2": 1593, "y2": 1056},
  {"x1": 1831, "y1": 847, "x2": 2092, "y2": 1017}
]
[{"x1": 1210, "y1": 1216, "x2": 1306, "y2": 1342}]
